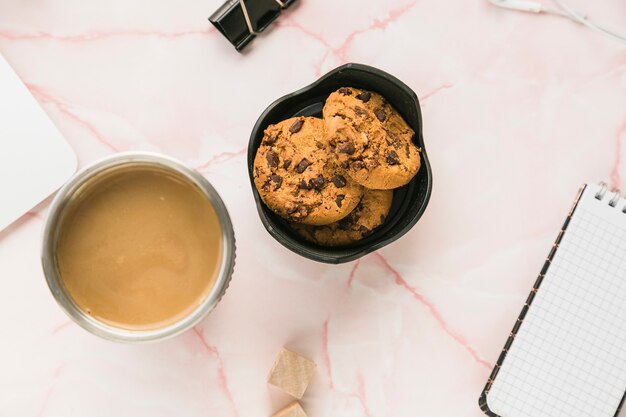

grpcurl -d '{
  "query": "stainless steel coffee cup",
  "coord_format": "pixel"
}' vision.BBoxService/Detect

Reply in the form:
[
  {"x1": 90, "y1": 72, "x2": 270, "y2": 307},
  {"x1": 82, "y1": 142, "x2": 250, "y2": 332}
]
[{"x1": 41, "y1": 152, "x2": 236, "y2": 343}]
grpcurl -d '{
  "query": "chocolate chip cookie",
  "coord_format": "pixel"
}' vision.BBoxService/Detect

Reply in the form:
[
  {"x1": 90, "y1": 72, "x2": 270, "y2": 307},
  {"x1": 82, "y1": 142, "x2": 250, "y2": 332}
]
[
  {"x1": 253, "y1": 117, "x2": 363, "y2": 225},
  {"x1": 292, "y1": 189, "x2": 393, "y2": 246},
  {"x1": 323, "y1": 87, "x2": 421, "y2": 189}
]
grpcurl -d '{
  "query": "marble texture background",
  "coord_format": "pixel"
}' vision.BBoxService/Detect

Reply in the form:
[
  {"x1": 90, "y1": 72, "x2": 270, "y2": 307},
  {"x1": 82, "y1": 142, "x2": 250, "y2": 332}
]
[{"x1": 0, "y1": 0, "x2": 625, "y2": 416}]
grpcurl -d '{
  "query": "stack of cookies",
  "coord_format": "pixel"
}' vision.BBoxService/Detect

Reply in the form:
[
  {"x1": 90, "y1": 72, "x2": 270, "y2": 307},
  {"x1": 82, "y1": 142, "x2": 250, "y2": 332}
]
[{"x1": 253, "y1": 87, "x2": 421, "y2": 247}]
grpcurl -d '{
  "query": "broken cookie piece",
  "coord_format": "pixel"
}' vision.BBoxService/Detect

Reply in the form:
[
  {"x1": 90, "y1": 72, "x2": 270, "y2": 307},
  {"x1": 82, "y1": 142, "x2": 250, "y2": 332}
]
[{"x1": 267, "y1": 348, "x2": 316, "y2": 399}]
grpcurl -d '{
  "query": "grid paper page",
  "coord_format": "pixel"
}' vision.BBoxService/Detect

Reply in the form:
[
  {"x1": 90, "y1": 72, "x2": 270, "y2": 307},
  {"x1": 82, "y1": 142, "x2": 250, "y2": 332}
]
[{"x1": 486, "y1": 183, "x2": 626, "y2": 417}]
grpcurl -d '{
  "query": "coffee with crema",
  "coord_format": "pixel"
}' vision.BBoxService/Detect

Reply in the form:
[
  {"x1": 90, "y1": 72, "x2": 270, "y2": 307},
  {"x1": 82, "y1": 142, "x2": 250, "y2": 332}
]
[{"x1": 55, "y1": 166, "x2": 223, "y2": 330}]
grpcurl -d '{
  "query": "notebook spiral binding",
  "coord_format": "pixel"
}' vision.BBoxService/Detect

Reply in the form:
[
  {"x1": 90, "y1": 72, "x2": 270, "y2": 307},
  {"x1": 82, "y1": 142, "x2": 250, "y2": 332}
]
[{"x1": 594, "y1": 181, "x2": 626, "y2": 211}]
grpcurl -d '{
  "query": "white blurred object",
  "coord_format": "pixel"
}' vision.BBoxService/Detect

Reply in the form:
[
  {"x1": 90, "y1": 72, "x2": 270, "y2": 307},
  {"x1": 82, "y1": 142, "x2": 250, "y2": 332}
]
[
  {"x1": 488, "y1": 0, "x2": 626, "y2": 45},
  {"x1": 0, "y1": 53, "x2": 76, "y2": 232}
]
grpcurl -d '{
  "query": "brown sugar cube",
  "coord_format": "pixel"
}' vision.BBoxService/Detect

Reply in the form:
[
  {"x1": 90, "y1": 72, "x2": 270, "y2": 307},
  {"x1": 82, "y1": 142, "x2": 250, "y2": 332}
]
[
  {"x1": 267, "y1": 347, "x2": 316, "y2": 399},
  {"x1": 270, "y1": 401, "x2": 307, "y2": 417}
]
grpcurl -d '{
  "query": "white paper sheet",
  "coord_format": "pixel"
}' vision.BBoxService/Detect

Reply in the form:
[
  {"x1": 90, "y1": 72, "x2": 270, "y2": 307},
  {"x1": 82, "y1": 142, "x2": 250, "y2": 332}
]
[{"x1": 0, "y1": 53, "x2": 76, "y2": 231}]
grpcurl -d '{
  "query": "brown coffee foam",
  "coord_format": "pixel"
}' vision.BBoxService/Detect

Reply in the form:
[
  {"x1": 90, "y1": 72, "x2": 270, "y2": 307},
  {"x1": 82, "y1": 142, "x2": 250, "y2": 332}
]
[{"x1": 55, "y1": 166, "x2": 223, "y2": 330}]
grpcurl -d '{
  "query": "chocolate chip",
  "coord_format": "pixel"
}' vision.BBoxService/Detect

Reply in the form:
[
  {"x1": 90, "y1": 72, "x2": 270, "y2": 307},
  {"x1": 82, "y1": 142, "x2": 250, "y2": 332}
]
[
  {"x1": 338, "y1": 217, "x2": 352, "y2": 230},
  {"x1": 331, "y1": 175, "x2": 347, "y2": 188},
  {"x1": 295, "y1": 158, "x2": 311, "y2": 173},
  {"x1": 338, "y1": 87, "x2": 352, "y2": 96},
  {"x1": 385, "y1": 133, "x2": 401, "y2": 149},
  {"x1": 352, "y1": 160, "x2": 365, "y2": 170},
  {"x1": 359, "y1": 225, "x2": 370, "y2": 233},
  {"x1": 270, "y1": 174, "x2": 283, "y2": 190},
  {"x1": 264, "y1": 135, "x2": 277, "y2": 145},
  {"x1": 299, "y1": 179, "x2": 312, "y2": 190},
  {"x1": 341, "y1": 161, "x2": 349, "y2": 169},
  {"x1": 316, "y1": 141, "x2": 324, "y2": 149},
  {"x1": 283, "y1": 159, "x2": 292, "y2": 169},
  {"x1": 356, "y1": 91, "x2": 371, "y2": 103},
  {"x1": 374, "y1": 109, "x2": 387, "y2": 122},
  {"x1": 386, "y1": 150, "x2": 400, "y2": 165},
  {"x1": 335, "y1": 194, "x2": 345, "y2": 208},
  {"x1": 338, "y1": 142, "x2": 356, "y2": 154},
  {"x1": 289, "y1": 119, "x2": 304, "y2": 133},
  {"x1": 354, "y1": 106, "x2": 367, "y2": 117},
  {"x1": 312, "y1": 175, "x2": 325, "y2": 191},
  {"x1": 387, "y1": 129, "x2": 400, "y2": 142},
  {"x1": 266, "y1": 151, "x2": 279, "y2": 168},
  {"x1": 380, "y1": 214, "x2": 386, "y2": 223}
]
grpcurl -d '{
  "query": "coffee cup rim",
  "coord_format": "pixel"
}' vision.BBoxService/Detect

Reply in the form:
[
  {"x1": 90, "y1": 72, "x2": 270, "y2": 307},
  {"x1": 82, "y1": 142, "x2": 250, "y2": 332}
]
[{"x1": 41, "y1": 151, "x2": 236, "y2": 343}]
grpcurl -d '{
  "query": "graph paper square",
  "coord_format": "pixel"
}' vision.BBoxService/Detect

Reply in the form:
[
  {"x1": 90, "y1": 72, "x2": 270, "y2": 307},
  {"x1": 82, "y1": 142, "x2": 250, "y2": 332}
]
[{"x1": 485, "y1": 183, "x2": 626, "y2": 417}]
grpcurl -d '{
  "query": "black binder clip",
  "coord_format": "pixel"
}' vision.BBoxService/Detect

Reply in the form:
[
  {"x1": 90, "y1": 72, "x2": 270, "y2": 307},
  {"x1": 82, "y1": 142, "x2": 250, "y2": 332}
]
[{"x1": 209, "y1": 0, "x2": 298, "y2": 52}]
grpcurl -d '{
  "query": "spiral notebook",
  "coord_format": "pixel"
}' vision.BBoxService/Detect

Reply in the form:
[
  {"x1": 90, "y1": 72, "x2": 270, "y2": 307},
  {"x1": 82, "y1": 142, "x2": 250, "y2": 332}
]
[{"x1": 480, "y1": 182, "x2": 626, "y2": 417}]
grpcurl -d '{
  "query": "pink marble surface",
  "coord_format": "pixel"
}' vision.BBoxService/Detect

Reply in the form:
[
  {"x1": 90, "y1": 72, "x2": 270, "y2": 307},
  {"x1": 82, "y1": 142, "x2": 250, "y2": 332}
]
[{"x1": 1, "y1": 0, "x2": 626, "y2": 416}]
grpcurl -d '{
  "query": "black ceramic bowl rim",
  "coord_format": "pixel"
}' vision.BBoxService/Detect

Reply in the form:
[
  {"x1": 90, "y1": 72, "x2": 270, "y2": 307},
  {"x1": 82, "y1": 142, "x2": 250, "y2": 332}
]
[{"x1": 248, "y1": 63, "x2": 433, "y2": 264}]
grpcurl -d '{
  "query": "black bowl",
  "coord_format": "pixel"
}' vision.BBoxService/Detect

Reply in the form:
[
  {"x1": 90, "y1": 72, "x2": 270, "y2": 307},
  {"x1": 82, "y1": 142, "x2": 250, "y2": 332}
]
[{"x1": 248, "y1": 63, "x2": 433, "y2": 264}]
